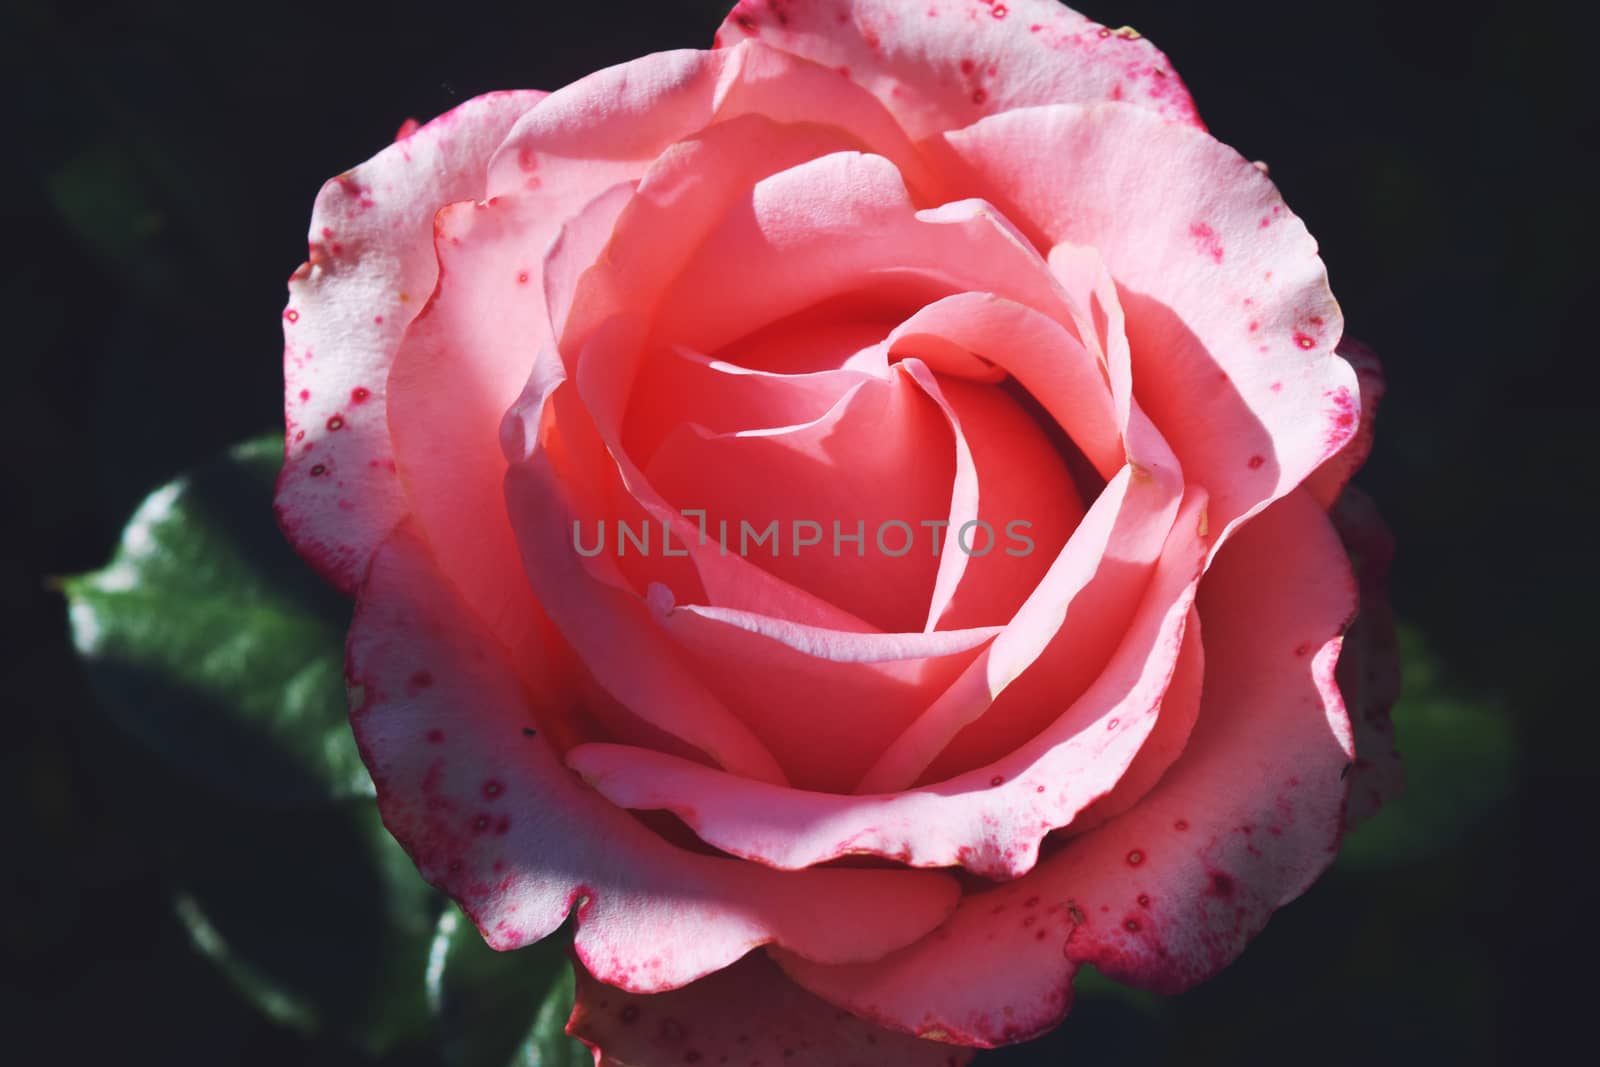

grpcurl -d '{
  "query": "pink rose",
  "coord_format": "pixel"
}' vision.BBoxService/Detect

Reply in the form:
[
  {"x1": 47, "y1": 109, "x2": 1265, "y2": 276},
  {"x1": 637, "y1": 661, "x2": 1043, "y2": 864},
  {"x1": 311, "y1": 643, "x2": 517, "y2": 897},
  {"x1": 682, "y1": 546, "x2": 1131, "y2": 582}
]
[{"x1": 277, "y1": 1, "x2": 1400, "y2": 1061}]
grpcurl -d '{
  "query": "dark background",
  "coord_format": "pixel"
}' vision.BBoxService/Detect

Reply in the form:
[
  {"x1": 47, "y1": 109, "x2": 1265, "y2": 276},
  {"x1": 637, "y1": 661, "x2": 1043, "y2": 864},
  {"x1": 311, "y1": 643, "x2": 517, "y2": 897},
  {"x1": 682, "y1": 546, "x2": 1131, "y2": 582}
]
[{"x1": 5, "y1": 0, "x2": 1592, "y2": 1063}]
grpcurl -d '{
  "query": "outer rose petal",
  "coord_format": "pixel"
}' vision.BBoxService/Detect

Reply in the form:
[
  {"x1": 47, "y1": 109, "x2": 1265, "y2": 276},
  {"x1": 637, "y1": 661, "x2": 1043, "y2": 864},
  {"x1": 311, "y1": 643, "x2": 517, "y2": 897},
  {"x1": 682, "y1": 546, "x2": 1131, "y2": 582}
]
[
  {"x1": 716, "y1": 0, "x2": 1200, "y2": 139},
  {"x1": 773, "y1": 489, "x2": 1358, "y2": 1045},
  {"x1": 940, "y1": 102, "x2": 1360, "y2": 551},
  {"x1": 277, "y1": 89, "x2": 544, "y2": 591},
  {"x1": 1305, "y1": 337, "x2": 1385, "y2": 507},
  {"x1": 1330, "y1": 485, "x2": 1403, "y2": 826},
  {"x1": 570, "y1": 952, "x2": 973, "y2": 1067},
  {"x1": 348, "y1": 522, "x2": 962, "y2": 991}
]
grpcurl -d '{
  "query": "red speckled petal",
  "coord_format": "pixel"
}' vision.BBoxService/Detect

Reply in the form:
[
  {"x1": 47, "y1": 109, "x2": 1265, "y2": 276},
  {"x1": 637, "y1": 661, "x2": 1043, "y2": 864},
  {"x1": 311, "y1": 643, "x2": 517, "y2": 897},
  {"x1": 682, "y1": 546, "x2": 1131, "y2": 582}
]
[
  {"x1": 1305, "y1": 337, "x2": 1386, "y2": 507},
  {"x1": 715, "y1": 0, "x2": 1200, "y2": 140},
  {"x1": 348, "y1": 523, "x2": 962, "y2": 991},
  {"x1": 565, "y1": 490, "x2": 1208, "y2": 879},
  {"x1": 940, "y1": 103, "x2": 1360, "y2": 553},
  {"x1": 772, "y1": 489, "x2": 1356, "y2": 1046},
  {"x1": 277, "y1": 89, "x2": 544, "y2": 592},
  {"x1": 569, "y1": 951, "x2": 973, "y2": 1067},
  {"x1": 1330, "y1": 485, "x2": 1403, "y2": 826}
]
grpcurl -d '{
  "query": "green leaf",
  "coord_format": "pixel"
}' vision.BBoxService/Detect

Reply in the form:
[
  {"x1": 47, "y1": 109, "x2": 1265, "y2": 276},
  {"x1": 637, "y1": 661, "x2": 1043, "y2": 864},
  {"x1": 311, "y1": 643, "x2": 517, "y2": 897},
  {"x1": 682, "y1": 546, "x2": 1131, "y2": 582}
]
[
  {"x1": 63, "y1": 435, "x2": 371, "y2": 808},
  {"x1": 1338, "y1": 624, "x2": 1517, "y2": 870},
  {"x1": 172, "y1": 890, "x2": 321, "y2": 1037},
  {"x1": 64, "y1": 436, "x2": 450, "y2": 1051},
  {"x1": 519, "y1": 965, "x2": 589, "y2": 1067},
  {"x1": 1070, "y1": 964, "x2": 1168, "y2": 1018},
  {"x1": 161, "y1": 790, "x2": 443, "y2": 1054},
  {"x1": 428, "y1": 909, "x2": 589, "y2": 1067}
]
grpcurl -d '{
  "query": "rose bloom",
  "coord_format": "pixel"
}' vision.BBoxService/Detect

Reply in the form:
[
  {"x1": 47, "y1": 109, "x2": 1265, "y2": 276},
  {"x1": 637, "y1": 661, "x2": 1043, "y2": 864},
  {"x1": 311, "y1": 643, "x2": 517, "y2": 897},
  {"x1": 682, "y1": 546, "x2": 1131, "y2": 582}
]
[{"x1": 276, "y1": 1, "x2": 1401, "y2": 1062}]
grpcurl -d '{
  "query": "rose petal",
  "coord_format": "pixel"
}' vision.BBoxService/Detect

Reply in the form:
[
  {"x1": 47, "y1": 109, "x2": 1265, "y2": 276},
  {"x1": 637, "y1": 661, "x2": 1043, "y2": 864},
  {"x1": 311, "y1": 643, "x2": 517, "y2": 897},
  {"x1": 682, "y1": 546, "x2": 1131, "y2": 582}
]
[
  {"x1": 500, "y1": 349, "x2": 789, "y2": 783},
  {"x1": 625, "y1": 343, "x2": 882, "y2": 468},
  {"x1": 557, "y1": 131, "x2": 1105, "y2": 626},
  {"x1": 1305, "y1": 337, "x2": 1385, "y2": 507},
  {"x1": 644, "y1": 363, "x2": 956, "y2": 633},
  {"x1": 533, "y1": 112, "x2": 888, "y2": 619},
  {"x1": 566, "y1": 490, "x2": 1208, "y2": 878},
  {"x1": 940, "y1": 102, "x2": 1360, "y2": 552},
  {"x1": 384, "y1": 172, "x2": 636, "y2": 659},
  {"x1": 349, "y1": 522, "x2": 962, "y2": 991},
  {"x1": 277, "y1": 89, "x2": 544, "y2": 591},
  {"x1": 563, "y1": 315, "x2": 925, "y2": 633},
  {"x1": 514, "y1": 114, "x2": 951, "y2": 637},
  {"x1": 648, "y1": 584, "x2": 999, "y2": 793},
  {"x1": 863, "y1": 264, "x2": 1180, "y2": 779},
  {"x1": 716, "y1": 0, "x2": 1201, "y2": 140},
  {"x1": 559, "y1": 117, "x2": 885, "y2": 366},
  {"x1": 1045, "y1": 241, "x2": 1133, "y2": 437},
  {"x1": 863, "y1": 468, "x2": 1186, "y2": 791},
  {"x1": 541, "y1": 181, "x2": 639, "y2": 359},
  {"x1": 385, "y1": 190, "x2": 577, "y2": 661},
  {"x1": 892, "y1": 251, "x2": 1182, "y2": 783},
  {"x1": 486, "y1": 39, "x2": 938, "y2": 207},
  {"x1": 892, "y1": 362, "x2": 1085, "y2": 635},
  {"x1": 772, "y1": 488, "x2": 1358, "y2": 1045},
  {"x1": 1063, "y1": 608, "x2": 1204, "y2": 834},
  {"x1": 570, "y1": 951, "x2": 973, "y2": 1067},
  {"x1": 651, "y1": 155, "x2": 1078, "y2": 359},
  {"x1": 884, "y1": 294, "x2": 1122, "y2": 478},
  {"x1": 1329, "y1": 485, "x2": 1403, "y2": 826}
]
